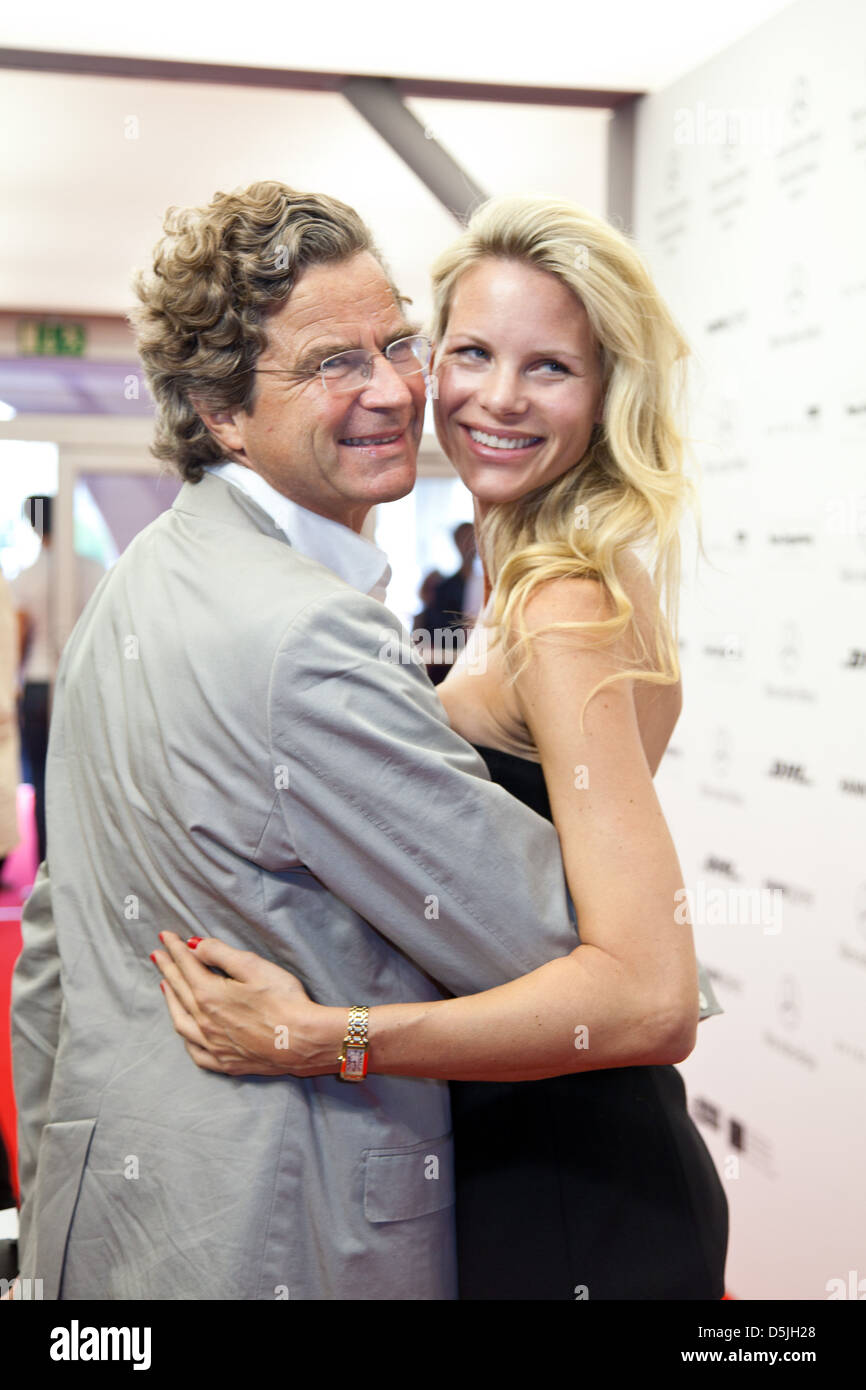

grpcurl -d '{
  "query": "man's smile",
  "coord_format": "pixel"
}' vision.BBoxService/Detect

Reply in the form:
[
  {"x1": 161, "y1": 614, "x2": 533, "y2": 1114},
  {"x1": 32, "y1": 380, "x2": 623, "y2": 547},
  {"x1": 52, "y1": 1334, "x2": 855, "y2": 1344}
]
[
  {"x1": 336, "y1": 427, "x2": 413, "y2": 460},
  {"x1": 339, "y1": 430, "x2": 405, "y2": 447}
]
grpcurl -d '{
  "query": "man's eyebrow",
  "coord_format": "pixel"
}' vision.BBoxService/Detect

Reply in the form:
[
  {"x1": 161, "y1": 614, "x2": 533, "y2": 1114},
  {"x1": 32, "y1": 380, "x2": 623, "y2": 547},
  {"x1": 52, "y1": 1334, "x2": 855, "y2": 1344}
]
[
  {"x1": 290, "y1": 342, "x2": 355, "y2": 374},
  {"x1": 291, "y1": 324, "x2": 420, "y2": 374}
]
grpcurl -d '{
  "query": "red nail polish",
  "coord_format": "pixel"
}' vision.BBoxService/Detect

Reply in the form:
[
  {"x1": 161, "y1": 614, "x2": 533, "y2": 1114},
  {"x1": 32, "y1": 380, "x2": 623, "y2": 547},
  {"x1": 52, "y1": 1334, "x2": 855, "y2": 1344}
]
[
  {"x1": 149, "y1": 952, "x2": 158, "y2": 965},
  {"x1": 187, "y1": 937, "x2": 202, "y2": 949},
  {"x1": 159, "y1": 980, "x2": 166, "y2": 992},
  {"x1": 157, "y1": 932, "x2": 165, "y2": 944}
]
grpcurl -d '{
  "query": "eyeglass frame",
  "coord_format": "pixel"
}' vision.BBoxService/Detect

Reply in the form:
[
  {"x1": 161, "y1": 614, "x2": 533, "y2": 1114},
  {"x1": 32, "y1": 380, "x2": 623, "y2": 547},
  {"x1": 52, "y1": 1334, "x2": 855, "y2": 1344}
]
[{"x1": 252, "y1": 334, "x2": 432, "y2": 395}]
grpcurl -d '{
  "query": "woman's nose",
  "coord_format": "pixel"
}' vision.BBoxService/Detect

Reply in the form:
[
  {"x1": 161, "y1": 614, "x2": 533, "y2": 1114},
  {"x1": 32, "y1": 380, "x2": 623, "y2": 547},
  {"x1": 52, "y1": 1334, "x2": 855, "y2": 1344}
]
[{"x1": 476, "y1": 365, "x2": 528, "y2": 415}]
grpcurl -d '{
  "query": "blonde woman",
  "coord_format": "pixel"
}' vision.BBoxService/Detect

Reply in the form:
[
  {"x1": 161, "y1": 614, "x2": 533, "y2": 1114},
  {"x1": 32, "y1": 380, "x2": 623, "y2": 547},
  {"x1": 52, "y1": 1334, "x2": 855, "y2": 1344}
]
[{"x1": 156, "y1": 196, "x2": 728, "y2": 1300}]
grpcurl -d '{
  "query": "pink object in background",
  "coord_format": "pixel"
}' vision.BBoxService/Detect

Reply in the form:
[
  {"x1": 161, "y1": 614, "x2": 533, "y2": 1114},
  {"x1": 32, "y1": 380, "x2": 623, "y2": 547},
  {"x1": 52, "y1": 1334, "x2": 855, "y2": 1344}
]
[
  {"x1": 0, "y1": 782, "x2": 36, "y2": 1200},
  {"x1": 1, "y1": 784, "x2": 39, "y2": 891}
]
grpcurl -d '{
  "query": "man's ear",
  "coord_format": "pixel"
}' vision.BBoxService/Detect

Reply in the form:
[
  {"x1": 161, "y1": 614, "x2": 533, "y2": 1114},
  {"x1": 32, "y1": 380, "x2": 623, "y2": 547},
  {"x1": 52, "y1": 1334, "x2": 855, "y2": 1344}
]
[{"x1": 190, "y1": 399, "x2": 247, "y2": 460}]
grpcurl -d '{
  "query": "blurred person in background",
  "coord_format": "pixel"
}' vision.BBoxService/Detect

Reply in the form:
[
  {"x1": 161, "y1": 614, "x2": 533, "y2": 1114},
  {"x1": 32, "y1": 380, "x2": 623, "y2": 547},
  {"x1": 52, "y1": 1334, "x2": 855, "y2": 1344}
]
[
  {"x1": 432, "y1": 521, "x2": 483, "y2": 633},
  {"x1": 411, "y1": 567, "x2": 445, "y2": 669},
  {"x1": 11, "y1": 497, "x2": 104, "y2": 864},
  {"x1": 422, "y1": 522, "x2": 484, "y2": 683},
  {"x1": 0, "y1": 569, "x2": 19, "y2": 883},
  {"x1": 412, "y1": 567, "x2": 444, "y2": 635}
]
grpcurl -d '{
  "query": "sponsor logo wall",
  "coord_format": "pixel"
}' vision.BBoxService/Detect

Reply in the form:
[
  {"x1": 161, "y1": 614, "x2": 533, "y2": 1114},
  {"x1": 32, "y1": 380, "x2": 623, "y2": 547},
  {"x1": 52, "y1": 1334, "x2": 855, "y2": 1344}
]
[{"x1": 633, "y1": 0, "x2": 866, "y2": 1300}]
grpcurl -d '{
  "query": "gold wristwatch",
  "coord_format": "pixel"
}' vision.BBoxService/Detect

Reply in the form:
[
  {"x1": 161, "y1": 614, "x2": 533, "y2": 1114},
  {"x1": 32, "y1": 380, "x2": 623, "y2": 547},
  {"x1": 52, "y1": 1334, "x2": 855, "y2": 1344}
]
[{"x1": 338, "y1": 1005, "x2": 370, "y2": 1082}]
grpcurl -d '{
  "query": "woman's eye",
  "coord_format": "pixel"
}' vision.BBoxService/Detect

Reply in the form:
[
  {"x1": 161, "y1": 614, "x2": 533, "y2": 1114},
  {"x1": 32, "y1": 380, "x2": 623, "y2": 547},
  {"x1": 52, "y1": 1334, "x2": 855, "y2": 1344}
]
[
  {"x1": 533, "y1": 359, "x2": 570, "y2": 376},
  {"x1": 452, "y1": 345, "x2": 489, "y2": 362}
]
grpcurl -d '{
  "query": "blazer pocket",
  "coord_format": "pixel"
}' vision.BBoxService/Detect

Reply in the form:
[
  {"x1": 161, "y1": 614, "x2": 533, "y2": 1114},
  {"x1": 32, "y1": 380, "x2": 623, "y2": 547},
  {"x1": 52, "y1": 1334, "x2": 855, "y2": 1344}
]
[
  {"x1": 363, "y1": 1133, "x2": 455, "y2": 1224},
  {"x1": 29, "y1": 1118, "x2": 97, "y2": 1300}
]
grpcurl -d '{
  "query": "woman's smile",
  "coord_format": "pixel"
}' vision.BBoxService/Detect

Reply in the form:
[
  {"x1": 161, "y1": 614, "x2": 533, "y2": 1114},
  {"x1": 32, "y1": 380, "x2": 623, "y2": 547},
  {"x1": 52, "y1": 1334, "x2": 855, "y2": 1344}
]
[{"x1": 460, "y1": 422, "x2": 546, "y2": 458}]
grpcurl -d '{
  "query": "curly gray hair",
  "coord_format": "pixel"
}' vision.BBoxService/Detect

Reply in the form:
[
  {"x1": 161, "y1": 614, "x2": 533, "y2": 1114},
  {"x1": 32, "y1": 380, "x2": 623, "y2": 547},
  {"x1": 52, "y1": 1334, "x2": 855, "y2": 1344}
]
[{"x1": 130, "y1": 181, "x2": 400, "y2": 482}]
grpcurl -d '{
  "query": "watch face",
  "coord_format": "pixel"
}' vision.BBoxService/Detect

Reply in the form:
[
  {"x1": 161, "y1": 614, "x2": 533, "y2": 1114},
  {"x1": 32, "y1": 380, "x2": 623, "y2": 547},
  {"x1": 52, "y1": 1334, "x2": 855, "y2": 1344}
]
[{"x1": 342, "y1": 1046, "x2": 368, "y2": 1080}]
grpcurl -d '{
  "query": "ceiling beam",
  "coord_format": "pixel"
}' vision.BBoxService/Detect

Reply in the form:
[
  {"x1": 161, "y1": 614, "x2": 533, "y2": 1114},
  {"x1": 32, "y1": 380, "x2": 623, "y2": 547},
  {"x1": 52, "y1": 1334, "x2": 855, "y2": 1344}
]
[
  {"x1": 0, "y1": 47, "x2": 643, "y2": 108},
  {"x1": 607, "y1": 97, "x2": 641, "y2": 236},
  {"x1": 343, "y1": 77, "x2": 486, "y2": 221}
]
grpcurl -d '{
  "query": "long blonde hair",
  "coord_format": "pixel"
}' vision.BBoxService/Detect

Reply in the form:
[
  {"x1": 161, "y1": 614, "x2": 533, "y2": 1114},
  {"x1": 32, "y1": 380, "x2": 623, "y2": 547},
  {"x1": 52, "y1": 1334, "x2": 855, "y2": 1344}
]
[{"x1": 430, "y1": 195, "x2": 702, "y2": 730}]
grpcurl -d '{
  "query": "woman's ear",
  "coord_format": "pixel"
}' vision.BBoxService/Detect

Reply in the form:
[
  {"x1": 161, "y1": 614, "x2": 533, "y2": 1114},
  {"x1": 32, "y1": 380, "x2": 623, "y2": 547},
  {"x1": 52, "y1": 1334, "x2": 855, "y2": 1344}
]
[{"x1": 426, "y1": 341, "x2": 440, "y2": 402}]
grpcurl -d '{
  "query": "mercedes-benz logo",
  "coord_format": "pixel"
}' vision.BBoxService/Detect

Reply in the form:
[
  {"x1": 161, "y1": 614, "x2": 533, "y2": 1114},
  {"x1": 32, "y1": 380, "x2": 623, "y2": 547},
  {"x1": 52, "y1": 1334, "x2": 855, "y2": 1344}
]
[
  {"x1": 855, "y1": 882, "x2": 866, "y2": 943},
  {"x1": 777, "y1": 973, "x2": 802, "y2": 1030},
  {"x1": 717, "y1": 398, "x2": 735, "y2": 448},
  {"x1": 786, "y1": 263, "x2": 807, "y2": 317},
  {"x1": 665, "y1": 150, "x2": 682, "y2": 196},
  {"x1": 779, "y1": 621, "x2": 801, "y2": 675},
  {"x1": 789, "y1": 74, "x2": 810, "y2": 128},
  {"x1": 713, "y1": 726, "x2": 732, "y2": 777}
]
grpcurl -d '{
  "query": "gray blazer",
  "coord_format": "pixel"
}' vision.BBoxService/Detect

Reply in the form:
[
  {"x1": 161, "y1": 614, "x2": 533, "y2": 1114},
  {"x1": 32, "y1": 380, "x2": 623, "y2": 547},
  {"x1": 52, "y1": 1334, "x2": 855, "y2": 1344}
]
[{"x1": 12, "y1": 470, "x2": 720, "y2": 1301}]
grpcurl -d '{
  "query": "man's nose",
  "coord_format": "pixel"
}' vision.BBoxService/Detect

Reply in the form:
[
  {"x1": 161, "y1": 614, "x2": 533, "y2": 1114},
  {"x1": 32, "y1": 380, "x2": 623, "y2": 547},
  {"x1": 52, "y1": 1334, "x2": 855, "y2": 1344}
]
[{"x1": 357, "y1": 352, "x2": 415, "y2": 410}]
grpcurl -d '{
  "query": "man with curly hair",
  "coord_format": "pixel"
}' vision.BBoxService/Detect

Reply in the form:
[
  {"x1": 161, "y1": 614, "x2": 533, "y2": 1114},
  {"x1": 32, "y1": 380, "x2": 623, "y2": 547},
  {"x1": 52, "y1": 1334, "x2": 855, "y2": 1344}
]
[{"x1": 10, "y1": 181, "x2": 581, "y2": 1300}]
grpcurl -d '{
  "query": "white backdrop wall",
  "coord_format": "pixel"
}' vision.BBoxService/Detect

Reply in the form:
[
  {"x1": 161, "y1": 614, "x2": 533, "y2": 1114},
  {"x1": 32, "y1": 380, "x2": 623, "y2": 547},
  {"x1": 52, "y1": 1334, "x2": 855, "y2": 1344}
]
[{"x1": 633, "y1": 0, "x2": 866, "y2": 1300}]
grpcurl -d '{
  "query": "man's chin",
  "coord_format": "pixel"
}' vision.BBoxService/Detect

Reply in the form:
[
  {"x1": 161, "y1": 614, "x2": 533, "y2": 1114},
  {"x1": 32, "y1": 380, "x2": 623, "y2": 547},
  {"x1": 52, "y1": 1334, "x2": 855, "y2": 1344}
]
[
  {"x1": 356, "y1": 456, "x2": 417, "y2": 504},
  {"x1": 372, "y1": 471, "x2": 417, "y2": 505}
]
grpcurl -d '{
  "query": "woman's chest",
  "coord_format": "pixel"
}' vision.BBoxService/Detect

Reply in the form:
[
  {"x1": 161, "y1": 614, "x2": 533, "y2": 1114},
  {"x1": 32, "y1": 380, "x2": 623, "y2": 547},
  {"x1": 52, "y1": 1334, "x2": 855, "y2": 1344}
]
[
  {"x1": 438, "y1": 626, "x2": 538, "y2": 760},
  {"x1": 438, "y1": 612, "x2": 682, "y2": 776}
]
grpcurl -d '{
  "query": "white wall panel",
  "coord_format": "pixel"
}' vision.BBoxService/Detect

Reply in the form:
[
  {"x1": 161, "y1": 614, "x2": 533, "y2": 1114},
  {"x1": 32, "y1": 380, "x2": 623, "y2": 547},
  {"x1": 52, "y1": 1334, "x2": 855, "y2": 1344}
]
[{"x1": 633, "y1": 0, "x2": 866, "y2": 1301}]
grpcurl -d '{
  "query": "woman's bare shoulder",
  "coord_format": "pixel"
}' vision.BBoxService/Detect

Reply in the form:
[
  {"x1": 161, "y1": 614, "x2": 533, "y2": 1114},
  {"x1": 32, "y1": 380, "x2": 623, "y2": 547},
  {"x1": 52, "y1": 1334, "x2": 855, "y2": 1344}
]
[
  {"x1": 518, "y1": 572, "x2": 615, "y2": 635},
  {"x1": 515, "y1": 552, "x2": 681, "y2": 699},
  {"x1": 518, "y1": 550, "x2": 654, "y2": 618}
]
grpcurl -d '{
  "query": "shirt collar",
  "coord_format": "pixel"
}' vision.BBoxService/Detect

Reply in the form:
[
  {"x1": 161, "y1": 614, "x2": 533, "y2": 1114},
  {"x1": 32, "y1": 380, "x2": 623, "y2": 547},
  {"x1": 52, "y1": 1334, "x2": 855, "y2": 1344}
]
[{"x1": 205, "y1": 461, "x2": 391, "y2": 602}]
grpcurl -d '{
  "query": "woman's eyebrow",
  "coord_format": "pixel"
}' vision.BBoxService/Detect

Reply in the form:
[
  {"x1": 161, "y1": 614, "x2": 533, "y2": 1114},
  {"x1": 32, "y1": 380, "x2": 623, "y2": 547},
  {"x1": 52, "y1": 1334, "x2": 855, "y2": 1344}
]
[
  {"x1": 445, "y1": 331, "x2": 586, "y2": 365},
  {"x1": 537, "y1": 348, "x2": 586, "y2": 364}
]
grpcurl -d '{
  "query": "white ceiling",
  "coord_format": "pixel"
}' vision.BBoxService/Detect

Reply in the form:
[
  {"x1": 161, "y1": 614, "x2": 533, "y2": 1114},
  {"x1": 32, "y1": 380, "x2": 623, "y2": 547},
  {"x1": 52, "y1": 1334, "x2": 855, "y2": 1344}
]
[
  {"x1": 1, "y1": 0, "x2": 797, "y2": 92},
  {"x1": 0, "y1": 72, "x2": 609, "y2": 318},
  {"x1": 0, "y1": 0, "x2": 798, "y2": 414}
]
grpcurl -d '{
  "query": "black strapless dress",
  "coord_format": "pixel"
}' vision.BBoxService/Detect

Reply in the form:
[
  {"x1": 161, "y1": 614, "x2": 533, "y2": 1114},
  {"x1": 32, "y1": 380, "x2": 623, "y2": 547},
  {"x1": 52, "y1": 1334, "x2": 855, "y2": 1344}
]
[{"x1": 450, "y1": 744, "x2": 729, "y2": 1301}]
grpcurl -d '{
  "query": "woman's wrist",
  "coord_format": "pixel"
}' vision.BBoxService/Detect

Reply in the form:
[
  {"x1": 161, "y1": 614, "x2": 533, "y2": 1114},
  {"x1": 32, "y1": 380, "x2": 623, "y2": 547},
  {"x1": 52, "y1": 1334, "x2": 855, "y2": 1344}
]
[
  {"x1": 314, "y1": 1003, "x2": 431, "y2": 1079},
  {"x1": 314, "y1": 1001, "x2": 441, "y2": 1079},
  {"x1": 298, "y1": 1004, "x2": 351, "y2": 1076}
]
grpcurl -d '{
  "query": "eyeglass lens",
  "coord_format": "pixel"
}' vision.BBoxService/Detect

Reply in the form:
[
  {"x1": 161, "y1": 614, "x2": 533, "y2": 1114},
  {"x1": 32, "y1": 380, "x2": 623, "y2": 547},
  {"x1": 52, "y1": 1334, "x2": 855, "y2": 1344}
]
[{"x1": 321, "y1": 336, "x2": 430, "y2": 389}]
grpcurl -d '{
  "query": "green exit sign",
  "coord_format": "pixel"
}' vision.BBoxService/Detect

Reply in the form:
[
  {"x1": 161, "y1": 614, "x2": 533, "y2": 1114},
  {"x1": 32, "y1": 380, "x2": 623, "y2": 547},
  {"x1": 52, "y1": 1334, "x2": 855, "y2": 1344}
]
[{"x1": 18, "y1": 320, "x2": 87, "y2": 357}]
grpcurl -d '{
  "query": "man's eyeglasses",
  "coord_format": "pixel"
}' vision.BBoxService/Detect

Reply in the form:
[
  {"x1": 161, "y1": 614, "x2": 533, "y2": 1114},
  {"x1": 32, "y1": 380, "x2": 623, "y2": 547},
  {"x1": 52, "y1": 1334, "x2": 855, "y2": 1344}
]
[{"x1": 256, "y1": 335, "x2": 432, "y2": 395}]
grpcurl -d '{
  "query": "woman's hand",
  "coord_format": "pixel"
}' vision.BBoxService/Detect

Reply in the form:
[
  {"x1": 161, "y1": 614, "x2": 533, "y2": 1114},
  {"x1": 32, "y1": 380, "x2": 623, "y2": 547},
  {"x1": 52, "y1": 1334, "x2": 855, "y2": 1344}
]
[{"x1": 150, "y1": 932, "x2": 344, "y2": 1077}]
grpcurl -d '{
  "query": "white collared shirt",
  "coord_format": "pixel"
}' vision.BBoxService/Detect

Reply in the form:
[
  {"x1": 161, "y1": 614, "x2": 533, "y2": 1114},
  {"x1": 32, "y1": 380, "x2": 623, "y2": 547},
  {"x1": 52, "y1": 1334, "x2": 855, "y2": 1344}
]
[{"x1": 205, "y1": 461, "x2": 391, "y2": 603}]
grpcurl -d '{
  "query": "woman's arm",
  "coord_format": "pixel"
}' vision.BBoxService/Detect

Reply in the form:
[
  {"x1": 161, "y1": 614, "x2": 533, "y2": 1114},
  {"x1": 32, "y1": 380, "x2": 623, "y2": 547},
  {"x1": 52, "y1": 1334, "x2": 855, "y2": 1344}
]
[
  {"x1": 358, "y1": 576, "x2": 698, "y2": 1079},
  {"x1": 155, "y1": 576, "x2": 700, "y2": 1081}
]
